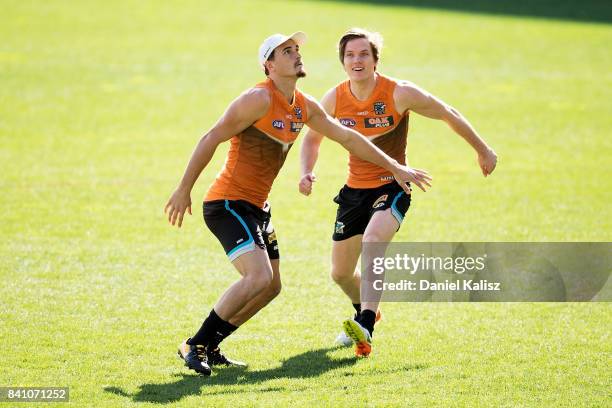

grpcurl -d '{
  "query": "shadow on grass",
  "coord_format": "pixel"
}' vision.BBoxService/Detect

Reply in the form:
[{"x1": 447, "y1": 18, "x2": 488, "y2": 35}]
[
  {"x1": 312, "y1": 0, "x2": 612, "y2": 24},
  {"x1": 104, "y1": 347, "x2": 427, "y2": 404},
  {"x1": 104, "y1": 347, "x2": 351, "y2": 403}
]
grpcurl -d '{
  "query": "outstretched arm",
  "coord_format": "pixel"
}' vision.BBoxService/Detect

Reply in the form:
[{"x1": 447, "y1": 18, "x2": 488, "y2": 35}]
[
  {"x1": 395, "y1": 82, "x2": 498, "y2": 176},
  {"x1": 164, "y1": 88, "x2": 270, "y2": 227},
  {"x1": 299, "y1": 89, "x2": 335, "y2": 196},
  {"x1": 304, "y1": 96, "x2": 431, "y2": 193}
]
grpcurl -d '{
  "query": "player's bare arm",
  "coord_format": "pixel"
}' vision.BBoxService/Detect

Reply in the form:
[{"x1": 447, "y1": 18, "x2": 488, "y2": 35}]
[
  {"x1": 304, "y1": 95, "x2": 432, "y2": 193},
  {"x1": 164, "y1": 88, "x2": 270, "y2": 227},
  {"x1": 298, "y1": 88, "x2": 336, "y2": 196},
  {"x1": 395, "y1": 82, "x2": 498, "y2": 177}
]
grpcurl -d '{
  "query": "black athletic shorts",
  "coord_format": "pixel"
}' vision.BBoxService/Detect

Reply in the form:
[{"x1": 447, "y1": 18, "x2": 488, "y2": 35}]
[
  {"x1": 203, "y1": 200, "x2": 279, "y2": 261},
  {"x1": 332, "y1": 182, "x2": 411, "y2": 241}
]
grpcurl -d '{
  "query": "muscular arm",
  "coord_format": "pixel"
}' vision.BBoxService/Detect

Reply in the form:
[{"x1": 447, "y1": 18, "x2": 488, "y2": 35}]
[
  {"x1": 304, "y1": 96, "x2": 431, "y2": 193},
  {"x1": 395, "y1": 82, "x2": 497, "y2": 176},
  {"x1": 164, "y1": 88, "x2": 270, "y2": 227},
  {"x1": 298, "y1": 89, "x2": 335, "y2": 195}
]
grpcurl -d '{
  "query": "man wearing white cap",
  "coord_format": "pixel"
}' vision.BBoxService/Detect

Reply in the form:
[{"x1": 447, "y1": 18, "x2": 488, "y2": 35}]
[{"x1": 165, "y1": 31, "x2": 431, "y2": 375}]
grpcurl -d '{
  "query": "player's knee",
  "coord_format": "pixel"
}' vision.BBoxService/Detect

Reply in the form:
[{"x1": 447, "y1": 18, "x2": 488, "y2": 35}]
[
  {"x1": 267, "y1": 279, "x2": 282, "y2": 299},
  {"x1": 245, "y1": 269, "x2": 273, "y2": 293},
  {"x1": 362, "y1": 230, "x2": 386, "y2": 243},
  {"x1": 331, "y1": 265, "x2": 352, "y2": 285}
]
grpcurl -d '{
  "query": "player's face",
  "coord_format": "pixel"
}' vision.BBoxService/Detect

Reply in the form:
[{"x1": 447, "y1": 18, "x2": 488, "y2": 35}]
[
  {"x1": 268, "y1": 40, "x2": 306, "y2": 78},
  {"x1": 343, "y1": 38, "x2": 376, "y2": 81}
]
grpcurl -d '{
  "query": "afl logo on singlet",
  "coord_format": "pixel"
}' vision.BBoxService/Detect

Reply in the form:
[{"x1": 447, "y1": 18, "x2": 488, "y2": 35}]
[
  {"x1": 339, "y1": 118, "x2": 356, "y2": 127},
  {"x1": 272, "y1": 120, "x2": 285, "y2": 129}
]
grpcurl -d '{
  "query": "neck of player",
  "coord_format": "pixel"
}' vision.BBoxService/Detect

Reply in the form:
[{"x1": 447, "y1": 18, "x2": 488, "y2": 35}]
[
  {"x1": 349, "y1": 73, "x2": 377, "y2": 101},
  {"x1": 270, "y1": 75, "x2": 298, "y2": 104}
]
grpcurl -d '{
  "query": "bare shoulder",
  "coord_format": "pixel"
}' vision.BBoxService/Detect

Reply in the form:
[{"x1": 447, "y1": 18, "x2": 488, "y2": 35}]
[
  {"x1": 217, "y1": 86, "x2": 271, "y2": 126},
  {"x1": 394, "y1": 80, "x2": 424, "y2": 98},
  {"x1": 319, "y1": 87, "x2": 337, "y2": 115},
  {"x1": 303, "y1": 88, "x2": 336, "y2": 120},
  {"x1": 302, "y1": 92, "x2": 324, "y2": 119},
  {"x1": 236, "y1": 86, "x2": 271, "y2": 113},
  {"x1": 393, "y1": 80, "x2": 431, "y2": 112}
]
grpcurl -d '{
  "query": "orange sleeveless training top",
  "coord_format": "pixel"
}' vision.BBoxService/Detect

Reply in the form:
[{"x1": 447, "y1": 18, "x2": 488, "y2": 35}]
[
  {"x1": 334, "y1": 74, "x2": 408, "y2": 189},
  {"x1": 205, "y1": 78, "x2": 308, "y2": 208}
]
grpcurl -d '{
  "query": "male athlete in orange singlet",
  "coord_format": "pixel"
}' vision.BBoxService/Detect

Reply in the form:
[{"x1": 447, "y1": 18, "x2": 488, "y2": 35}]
[
  {"x1": 300, "y1": 28, "x2": 497, "y2": 357},
  {"x1": 165, "y1": 31, "x2": 431, "y2": 375}
]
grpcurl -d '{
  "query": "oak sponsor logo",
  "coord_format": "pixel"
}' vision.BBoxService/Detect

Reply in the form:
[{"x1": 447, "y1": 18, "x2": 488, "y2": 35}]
[
  {"x1": 290, "y1": 122, "x2": 304, "y2": 132},
  {"x1": 272, "y1": 120, "x2": 284, "y2": 129},
  {"x1": 339, "y1": 118, "x2": 356, "y2": 127},
  {"x1": 364, "y1": 115, "x2": 394, "y2": 128}
]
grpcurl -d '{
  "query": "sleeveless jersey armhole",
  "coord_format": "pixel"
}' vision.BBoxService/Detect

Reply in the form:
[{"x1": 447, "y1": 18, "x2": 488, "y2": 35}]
[
  {"x1": 390, "y1": 79, "x2": 409, "y2": 119},
  {"x1": 296, "y1": 91, "x2": 308, "y2": 123}
]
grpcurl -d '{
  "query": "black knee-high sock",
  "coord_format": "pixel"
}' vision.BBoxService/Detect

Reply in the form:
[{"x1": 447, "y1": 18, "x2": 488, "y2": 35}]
[
  {"x1": 208, "y1": 319, "x2": 238, "y2": 350},
  {"x1": 188, "y1": 309, "x2": 227, "y2": 347},
  {"x1": 360, "y1": 309, "x2": 376, "y2": 335}
]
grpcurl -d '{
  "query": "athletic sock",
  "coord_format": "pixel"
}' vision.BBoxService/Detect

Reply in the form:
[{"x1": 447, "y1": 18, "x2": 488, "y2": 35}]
[
  {"x1": 208, "y1": 319, "x2": 238, "y2": 350},
  {"x1": 188, "y1": 308, "x2": 226, "y2": 347},
  {"x1": 360, "y1": 309, "x2": 376, "y2": 335}
]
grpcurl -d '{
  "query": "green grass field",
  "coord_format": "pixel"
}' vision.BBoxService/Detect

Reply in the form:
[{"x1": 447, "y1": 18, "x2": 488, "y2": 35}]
[{"x1": 1, "y1": 0, "x2": 611, "y2": 406}]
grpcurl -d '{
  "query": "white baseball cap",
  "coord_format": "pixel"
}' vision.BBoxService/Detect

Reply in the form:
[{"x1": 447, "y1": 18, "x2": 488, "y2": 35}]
[{"x1": 258, "y1": 31, "x2": 307, "y2": 67}]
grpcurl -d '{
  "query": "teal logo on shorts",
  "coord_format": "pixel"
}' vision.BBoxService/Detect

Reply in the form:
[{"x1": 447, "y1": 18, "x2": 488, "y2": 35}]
[{"x1": 335, "y1": 221, "x2": 345, "y2": 234}]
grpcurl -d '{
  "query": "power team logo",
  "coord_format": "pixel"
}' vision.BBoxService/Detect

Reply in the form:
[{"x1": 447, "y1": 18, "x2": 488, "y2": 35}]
[
  {"x1": 372, "y1": 194, "x2": 388, "y2": 209},
  {"x1": 364, "y1": 116, "x2": 394, "y2": 128},
  {"x1": 272, "y1": 120, "x2": 284, "y2": 129},
  {"x1": 339, "y1": 118, "x2": 356, "y2": 127},
  {"x1": 374, "y1": 101, "x2": 386, "y2": 115},
  {"x1": 335, "y1": 221, "x2": 345, "y2": 234},
  {"x1": 290, "y1": 122, "x2": 304, "y2": 132},
  {"x1": 293, "y1": 106, "x2": 303, "y2": 120}
]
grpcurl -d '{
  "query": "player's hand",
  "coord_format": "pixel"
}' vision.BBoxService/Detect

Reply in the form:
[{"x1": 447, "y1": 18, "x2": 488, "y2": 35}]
[
  {"x1": 164, "y1": 188, "x2": 192, "y2": 228},
  {"x1": 298, "y1": 172, "x2": 317, "y2": 196},
  {"x1": 392, "y1": 164, "x2": 432, "y2": 193},
  {"x1": 478, "y1": 148, "x2": 498, "y2": 177}
]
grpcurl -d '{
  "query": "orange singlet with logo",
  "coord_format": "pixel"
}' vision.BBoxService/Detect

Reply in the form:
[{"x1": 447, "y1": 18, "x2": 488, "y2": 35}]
[
  {"x1": 205, "y1": 78, "x2": 308, "y2": 208},
  {"x1": 334, "y1": 73, "x2": 408, "y2": 189}
]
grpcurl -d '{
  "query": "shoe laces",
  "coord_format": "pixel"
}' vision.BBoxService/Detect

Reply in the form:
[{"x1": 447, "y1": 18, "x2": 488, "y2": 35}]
[
  {"x1": 194, "y1": 344, "x2": 207, "y2": 360},
  {"x1": 208, "y1": 347, "x2": 228, "y2": 364}
]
